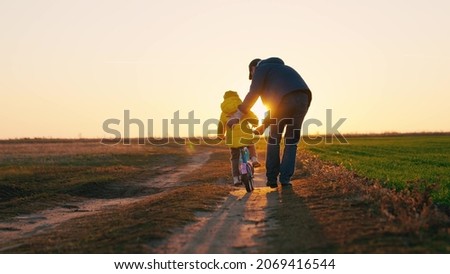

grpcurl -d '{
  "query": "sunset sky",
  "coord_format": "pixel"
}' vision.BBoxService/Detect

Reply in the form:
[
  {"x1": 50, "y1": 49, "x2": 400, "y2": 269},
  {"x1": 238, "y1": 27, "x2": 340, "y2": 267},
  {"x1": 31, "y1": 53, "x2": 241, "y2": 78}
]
[{"x1": 1, "y1": 0, "x2": 449, "y2": 139}]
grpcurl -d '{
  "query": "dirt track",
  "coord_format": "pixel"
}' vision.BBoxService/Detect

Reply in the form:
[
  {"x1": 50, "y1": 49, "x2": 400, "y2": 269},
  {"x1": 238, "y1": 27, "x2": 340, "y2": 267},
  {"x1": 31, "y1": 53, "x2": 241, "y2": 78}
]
[
  {"x1": 147, "y1": 149, "x2": 450, "y2": 254},
  {"x1": 148, "y1": 167, "x2": 277, "y2": 253},
  {"x1": 0, "y1": 149, "x2": 290, "y2": 253},
  {"x1": 1, "y1": 147, "x2": 448, "y2": 253},
  {"x1": 0, "y1": 151, "x2": 212, "y2": 248}
]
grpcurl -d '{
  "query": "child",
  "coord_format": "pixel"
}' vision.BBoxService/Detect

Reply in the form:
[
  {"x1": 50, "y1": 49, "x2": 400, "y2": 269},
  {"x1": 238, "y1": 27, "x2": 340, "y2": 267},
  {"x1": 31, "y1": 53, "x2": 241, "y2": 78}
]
[{"x1": 217, "y1": 90, "x2": 261, "y2": 186}]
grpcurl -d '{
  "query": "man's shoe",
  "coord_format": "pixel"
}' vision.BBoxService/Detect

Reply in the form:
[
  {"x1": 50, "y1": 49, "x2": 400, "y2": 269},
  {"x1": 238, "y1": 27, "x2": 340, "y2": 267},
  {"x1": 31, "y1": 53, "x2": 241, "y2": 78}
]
[
  {"x1": 281, "y1": 182, "x2": 292, "y2": 187},
  {"x1": 266, "y1": 181, "x2": 278, "y2": 188}
]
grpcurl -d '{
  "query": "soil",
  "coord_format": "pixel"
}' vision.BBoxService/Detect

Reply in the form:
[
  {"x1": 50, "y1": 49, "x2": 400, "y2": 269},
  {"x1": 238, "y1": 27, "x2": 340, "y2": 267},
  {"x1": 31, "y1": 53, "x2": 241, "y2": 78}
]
[
  {"x1": 147, "y1": 168, "x2": 276, "y2": 253},
  {"x1": 1, "y1": 147, "x2": 448, "y2": 253},
  {"x1": 0, "y1": 151, "x2": 212, "y2": 247}
]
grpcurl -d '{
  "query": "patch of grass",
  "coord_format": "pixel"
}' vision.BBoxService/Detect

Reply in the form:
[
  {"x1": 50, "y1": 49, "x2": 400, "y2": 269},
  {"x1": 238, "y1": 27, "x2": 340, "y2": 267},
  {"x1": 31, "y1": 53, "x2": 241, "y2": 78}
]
[
  {"x1": 265, "y1": 149, "x2": 450, "y2": 254},
  {"x1": 0, "y1": 141, "x2": 189, "y2": 220},
  {"x1": 3, "y1": 183, "x2": 232, "y2": 253},
  {"x1": 180, "y1": 147, "x2": 233, "y2": 183},
  {"x1": 0, "y1": 143, "x2": 234, "y2": 253},
  {"x1": 305, "y1": 136, "x2": 450, "y2": 206}
]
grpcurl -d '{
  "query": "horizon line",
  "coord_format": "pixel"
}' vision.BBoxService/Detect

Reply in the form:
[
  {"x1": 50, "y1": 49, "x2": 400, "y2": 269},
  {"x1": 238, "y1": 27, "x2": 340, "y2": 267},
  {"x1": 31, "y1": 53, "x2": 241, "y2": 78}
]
[{"x1": 2, "y1": 131, "x2": 450, "y2": 143}]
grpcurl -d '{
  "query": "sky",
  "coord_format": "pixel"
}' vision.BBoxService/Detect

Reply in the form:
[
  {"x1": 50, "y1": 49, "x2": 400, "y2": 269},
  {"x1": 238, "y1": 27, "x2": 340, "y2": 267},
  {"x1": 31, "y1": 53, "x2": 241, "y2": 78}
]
[{"x1": 1, "y1": 0, "x2": 449, "y2": 139}]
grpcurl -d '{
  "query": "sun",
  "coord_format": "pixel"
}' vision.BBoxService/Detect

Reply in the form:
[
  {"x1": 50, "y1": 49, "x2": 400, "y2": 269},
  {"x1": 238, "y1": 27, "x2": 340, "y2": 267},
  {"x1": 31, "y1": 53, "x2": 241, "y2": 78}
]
[{"x1": 251, "y1": 98, "x2": 269, "y2": 123}]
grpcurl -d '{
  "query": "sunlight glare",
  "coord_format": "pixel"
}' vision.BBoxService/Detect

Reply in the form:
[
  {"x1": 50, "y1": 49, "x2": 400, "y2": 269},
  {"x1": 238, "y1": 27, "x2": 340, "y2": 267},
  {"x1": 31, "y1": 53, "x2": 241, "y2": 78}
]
[{"x1": 251, "y1": 98, "x2": 268, "y2": 124}]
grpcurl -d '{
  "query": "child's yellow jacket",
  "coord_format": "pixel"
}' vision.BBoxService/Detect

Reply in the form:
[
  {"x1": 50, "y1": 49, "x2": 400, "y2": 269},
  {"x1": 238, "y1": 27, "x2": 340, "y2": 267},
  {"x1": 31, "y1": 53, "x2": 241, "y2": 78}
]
[{"x1": 218, "y1": 91, "x2": 258, "y2": 148}]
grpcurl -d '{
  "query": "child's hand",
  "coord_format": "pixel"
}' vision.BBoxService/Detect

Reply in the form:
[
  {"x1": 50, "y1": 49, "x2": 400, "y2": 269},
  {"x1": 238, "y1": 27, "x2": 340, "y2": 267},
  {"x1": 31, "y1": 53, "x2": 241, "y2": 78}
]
[
  {"x1": 226, "y1": 109, "x2": 243, "y2": 127},
  {"x1": 226, "y1": 118, "x2": 239, "y2": 128}
]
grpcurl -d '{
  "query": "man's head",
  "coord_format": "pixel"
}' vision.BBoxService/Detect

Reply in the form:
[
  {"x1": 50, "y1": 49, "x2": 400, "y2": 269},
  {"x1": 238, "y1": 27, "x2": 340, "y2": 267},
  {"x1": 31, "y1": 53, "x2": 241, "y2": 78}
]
[{"x1": 248, "y1": 58, "x2": 261, "y2": 80}]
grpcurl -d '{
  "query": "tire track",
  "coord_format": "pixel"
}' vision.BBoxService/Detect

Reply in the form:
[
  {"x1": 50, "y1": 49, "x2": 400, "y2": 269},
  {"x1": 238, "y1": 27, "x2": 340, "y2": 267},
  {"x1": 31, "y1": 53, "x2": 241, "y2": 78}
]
[
  {"x1": 148, "y1": 166, "x2": 279, "y2": 253},
  {"x1": 0, "y1": 151, "x2": 212, "y2": 249}
]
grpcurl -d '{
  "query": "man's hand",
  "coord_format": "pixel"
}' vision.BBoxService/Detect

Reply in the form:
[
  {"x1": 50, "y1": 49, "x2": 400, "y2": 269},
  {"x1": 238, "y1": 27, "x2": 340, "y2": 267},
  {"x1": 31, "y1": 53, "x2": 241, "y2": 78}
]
[{"x1": 253, "y1": 124, "x2": 266, "y2": 135}]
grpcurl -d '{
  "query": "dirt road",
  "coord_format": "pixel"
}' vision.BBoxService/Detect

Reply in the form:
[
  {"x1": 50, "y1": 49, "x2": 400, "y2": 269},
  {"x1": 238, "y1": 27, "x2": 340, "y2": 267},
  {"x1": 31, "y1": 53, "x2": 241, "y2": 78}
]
[
  {"x1": 1, "y1": 147, "x2": 448, "y2": 253},
  {"x1": 0, "y1": 151, "x2": 212, "y2": 248},
  {"x1": 147, "y1": 149, "x2": 450, "y2": 254},
  {"x1": 149, "y1": 167, "x2": 278, "y2": 253}
]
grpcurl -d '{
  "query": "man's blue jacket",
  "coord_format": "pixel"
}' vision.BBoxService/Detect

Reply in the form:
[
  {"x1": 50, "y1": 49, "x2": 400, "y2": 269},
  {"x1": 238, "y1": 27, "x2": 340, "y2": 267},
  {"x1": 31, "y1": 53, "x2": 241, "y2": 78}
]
[{"x1": 238, "y1": 57, "x2": 311, "y2": 114}]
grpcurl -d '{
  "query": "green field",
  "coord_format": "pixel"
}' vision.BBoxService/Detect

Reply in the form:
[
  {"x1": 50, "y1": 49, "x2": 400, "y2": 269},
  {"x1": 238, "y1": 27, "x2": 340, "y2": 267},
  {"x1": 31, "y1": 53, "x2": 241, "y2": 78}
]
[
  {"x1": 1, "y1": 138, "x2": 449, "y2": 253},
  {"x1": 305, "y1": 135, "x2": 450, "y2": 206}
]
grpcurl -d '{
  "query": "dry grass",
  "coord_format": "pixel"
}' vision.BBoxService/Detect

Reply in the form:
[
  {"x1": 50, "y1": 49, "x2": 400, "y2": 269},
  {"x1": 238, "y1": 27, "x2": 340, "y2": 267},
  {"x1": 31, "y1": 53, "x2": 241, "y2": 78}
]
[
  {"x1": 263, "y1": 148, "x2": 450, "y2": 253},
  {"x1": 4, "y1": 183, "x2": 231, "y2": 253},
  {"x1": 2, "y1": 138, "x2": 448, "y2": 253},
  {"x1": 0, "y1": 142, "x2": 233, "y2": 253},
  {"x1": 296, "y1": 149, "x2": 450, "y2": 251},
  {"x1": 0, "y1": 141, "x2": 190, "y2": 220}
]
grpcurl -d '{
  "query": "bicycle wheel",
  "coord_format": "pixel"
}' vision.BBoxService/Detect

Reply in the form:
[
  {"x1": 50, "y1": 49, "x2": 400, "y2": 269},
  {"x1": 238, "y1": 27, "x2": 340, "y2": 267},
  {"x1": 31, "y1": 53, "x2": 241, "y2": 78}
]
[
  {"x1": 246, "y1": 163, "x2": 254, "y2": 192},
  {"x1": 241, "y1": 173, "x2": 252, "y2": 192}
]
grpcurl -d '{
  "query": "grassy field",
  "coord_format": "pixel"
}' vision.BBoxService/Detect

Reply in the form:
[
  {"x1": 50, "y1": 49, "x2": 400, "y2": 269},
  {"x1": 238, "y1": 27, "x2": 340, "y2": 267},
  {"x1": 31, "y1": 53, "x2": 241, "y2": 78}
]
[
  {"x1": 6, "y1": 183, "x2": 231, "y2": 253},
  {"x1": 1, "y1": 137, "x2": 449, "y2": 253},
  {"x1": 0, "y1": 139, "x2": 232, "y2": 253},
  {"x1": 305, "y1": 135, "x2": 450, "y2": 206},
  {"x1": 0, "y1": 139, "x2": 196, "y2": 221}
]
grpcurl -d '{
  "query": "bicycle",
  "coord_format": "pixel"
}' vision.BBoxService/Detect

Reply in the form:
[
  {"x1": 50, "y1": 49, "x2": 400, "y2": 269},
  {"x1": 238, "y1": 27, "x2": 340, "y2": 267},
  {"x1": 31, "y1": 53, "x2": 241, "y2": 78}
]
[{"x1": 238, "y1": 146, "x2": 255, "y2": 192}]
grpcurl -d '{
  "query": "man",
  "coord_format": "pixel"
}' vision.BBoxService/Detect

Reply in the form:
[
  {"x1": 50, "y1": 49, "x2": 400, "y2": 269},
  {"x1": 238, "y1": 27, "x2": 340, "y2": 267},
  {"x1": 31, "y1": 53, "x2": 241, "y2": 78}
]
[{"x1": 229, "y1": 57, "x2": 312, "y2": 188}]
